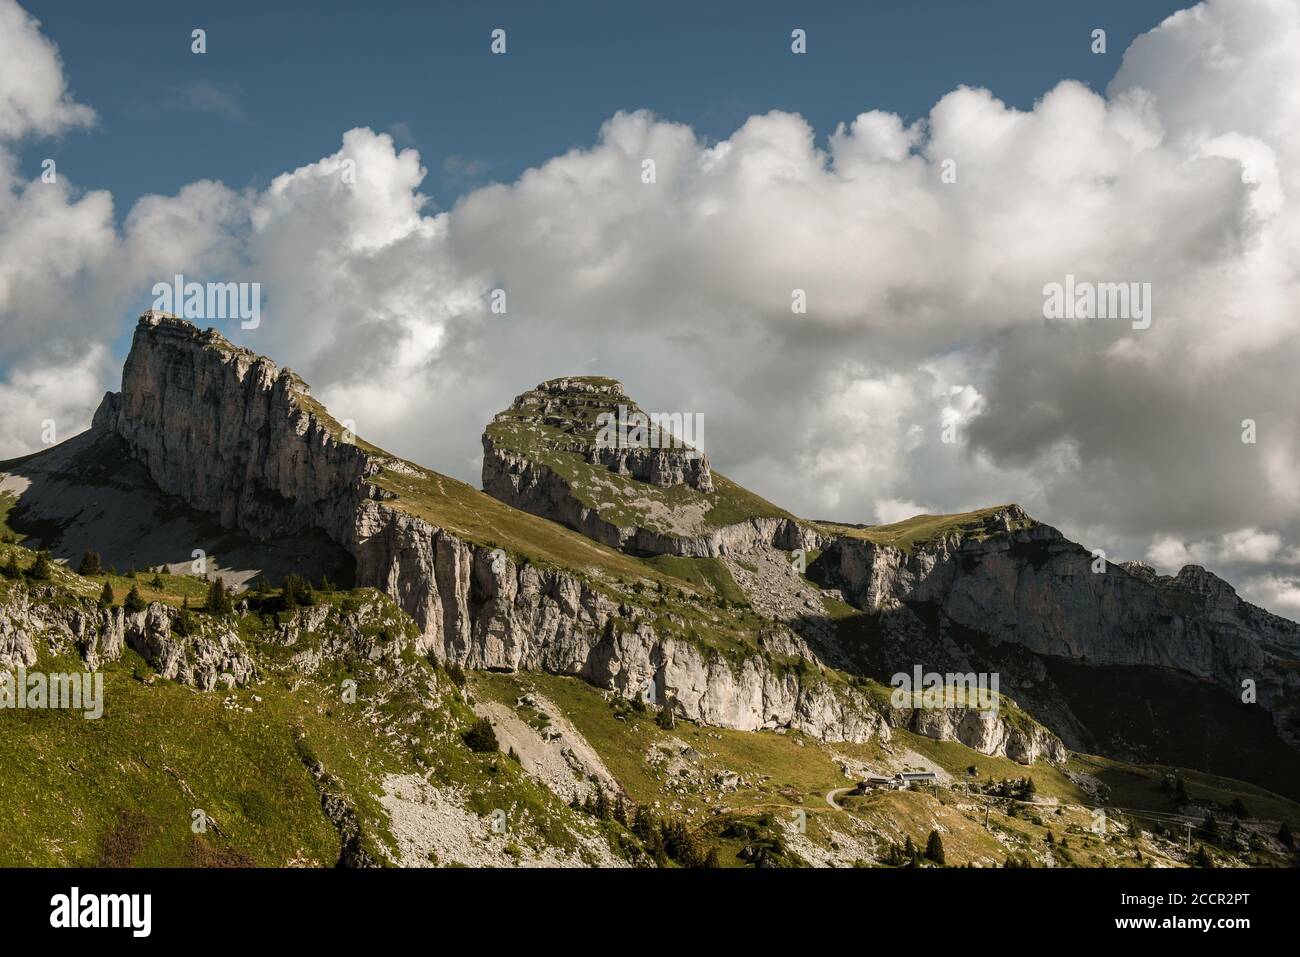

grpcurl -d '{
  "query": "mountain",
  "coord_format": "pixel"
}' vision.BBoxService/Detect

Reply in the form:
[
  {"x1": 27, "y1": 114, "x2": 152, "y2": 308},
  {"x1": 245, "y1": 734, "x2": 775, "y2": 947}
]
[
  {"x1": 2, "y1": 312, "x2": 1299, "y2": 868},
  {"x1": 482, "y1": 376, "x2": 807, "y2": 556},
  {"x1": 21, "y1": 314, "x2": 1054, "y2": 755},
  {"x1": 484, "y1": 376, "x2": 1300, "y2": 796}
]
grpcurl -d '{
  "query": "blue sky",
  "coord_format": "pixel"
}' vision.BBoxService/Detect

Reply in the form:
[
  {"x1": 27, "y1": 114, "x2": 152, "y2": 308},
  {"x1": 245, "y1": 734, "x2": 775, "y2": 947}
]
[{"x1": 22, "y1": 0, "x2": 1194, "y2": 215}]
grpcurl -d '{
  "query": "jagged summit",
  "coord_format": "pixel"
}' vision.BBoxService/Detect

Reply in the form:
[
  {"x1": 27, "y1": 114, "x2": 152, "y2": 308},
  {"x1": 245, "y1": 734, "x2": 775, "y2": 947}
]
[
  {"x1": 491, "y1": 375, "x2": 713, "y2": 490},
  {"x1": 110, "y1": 312, "x2": 323, "y2": 421},
  {"x1": 531, "y1": 375, "x2": 630, "y2": 398},
  {"x1": 482, "y1": 376, "x2": 807, "y2": 556}
]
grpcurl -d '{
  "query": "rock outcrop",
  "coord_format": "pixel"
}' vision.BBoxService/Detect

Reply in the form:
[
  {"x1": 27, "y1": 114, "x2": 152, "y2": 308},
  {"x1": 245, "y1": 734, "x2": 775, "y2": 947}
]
[
  {"x1": 482, "y1": 376, "x2": 817, "y2": 557},
  {"x1": 820, "y1": 506, "x2": 1300, "y2": 747},
  {"x1": 499, "y1": 377, "x2": 715, "y2": 491},
  {"x1": 0, "y1": 586, "x2": 124, "y2": 671},
  {"x1": 94, "y1": 312, "x2": 372, "y2": 543},
  {"x1": 0, "y1": 581, "x2": 253, "y2": 689}
]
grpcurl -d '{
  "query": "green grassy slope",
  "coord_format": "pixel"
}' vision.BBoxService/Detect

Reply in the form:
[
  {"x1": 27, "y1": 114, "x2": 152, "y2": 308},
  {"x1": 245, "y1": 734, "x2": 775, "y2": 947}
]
[
  {"x1": 473, "y1": 671, "x2": 1300, "y2": 868},
  {"x1": 816, "y1": 505, "x2": 1036, "y2": 553},
  {"x1": 0, "y1": 544, "x2": 624, "y2": 867}
]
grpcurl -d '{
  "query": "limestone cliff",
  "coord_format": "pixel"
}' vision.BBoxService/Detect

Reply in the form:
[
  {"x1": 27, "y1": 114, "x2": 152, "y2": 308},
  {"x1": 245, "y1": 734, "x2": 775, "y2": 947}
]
[
  {"x1": 94, "y1": 312, "x2": 372, "y2": 543},
  {"x1": 819, "y1": 506, "x2": 1300, "y2": 748}
]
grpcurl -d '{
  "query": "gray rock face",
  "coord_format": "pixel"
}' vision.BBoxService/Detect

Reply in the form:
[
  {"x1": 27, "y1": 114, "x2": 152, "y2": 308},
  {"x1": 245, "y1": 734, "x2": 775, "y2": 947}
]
[
  {"x1": 887, "y1": 703, "x2": 1067, "y2": 764},
  {"x1": 0, "y1": 584, "x2": 254, "y2": 689},
  {"x1": 96, "y1": 313, "x2": 371, "y2": 542},
  {"x1": 349, "y1": 500, "x2": 874, "y2": 740},
  {"x1": 0, "y1": 577, "x2": 437, "y2": 696},
  {"x1": 481, "y1": 443, "x2": 814, "y2": 558},
  {"x1": 824, "y1": 507, "x2": 1300, "y2": 746},
  {"x1": 122, "y1": 603, "x2": 256, "y2": 690},
  {"x1": 0, "y1": 587, "x2": 123, "y2": 670}
]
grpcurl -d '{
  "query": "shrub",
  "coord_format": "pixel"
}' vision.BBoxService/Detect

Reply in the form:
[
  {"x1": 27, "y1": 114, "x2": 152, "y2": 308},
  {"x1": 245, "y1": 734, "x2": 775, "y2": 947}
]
[
  {"x1": 904, "y1": 835, "x2": 920, "y2": 866},
  {"x1": 206, "y1": 578, "x2": 234, "y2": 615},
  {"x1": 98, "y1": 581, "x2": 114, "y2": 609},
  {"x1": 655, "y1": 704, "x2": 675, "y2": 730},
  {"x1": 27, "y1": 550, "x2": 53, "y2": 581},
  {"x1": 175, "y1": 598, "x2": 196, "y2": 637},
  {"x1": 925, "y1": 829, "x2": 946, "y2": 865},
  {"x1": 1, "y1": 553, "x2": 20, "y2": 579},
  {"x1": 463, "y1": 717, "x2": 499, "y2": 753},
  {"x1": 281, "y1": 574, "x2": 316, "y2": 609},
  {"x1": 1200, "y1": 813, "x2": 1222, "y2": 844}
]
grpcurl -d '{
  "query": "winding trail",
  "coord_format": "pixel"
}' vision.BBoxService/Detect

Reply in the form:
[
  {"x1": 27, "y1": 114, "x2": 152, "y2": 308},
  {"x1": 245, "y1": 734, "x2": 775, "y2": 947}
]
[{"x1": 826, "y1": 787, "x2": 854, "y2": 810}]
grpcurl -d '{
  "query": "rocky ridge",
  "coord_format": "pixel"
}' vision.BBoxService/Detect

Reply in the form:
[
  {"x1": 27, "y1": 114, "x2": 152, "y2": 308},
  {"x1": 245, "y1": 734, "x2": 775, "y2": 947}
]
[
  {"x1": 819, "y1": 507, "x2": 1300, "y2": 747},
  {"x1": 71, "y1": 314, "x2": 1059, "y2": 762}
]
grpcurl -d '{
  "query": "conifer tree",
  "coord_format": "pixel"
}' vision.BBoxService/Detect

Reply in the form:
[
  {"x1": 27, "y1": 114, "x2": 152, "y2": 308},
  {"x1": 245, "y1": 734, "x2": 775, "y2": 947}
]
[
  {"x1": 28, "y1": 550, "x2": 53, "y2": 581},
  {"x1": 124, "y1": 584, "x2": 146, "y2": 614},
  {"x1": 925, "y1": 829, "x2": 946, "y2": 865},
  {"x1": 206, "y1": 577, "x2": 234, "y2": 615}
]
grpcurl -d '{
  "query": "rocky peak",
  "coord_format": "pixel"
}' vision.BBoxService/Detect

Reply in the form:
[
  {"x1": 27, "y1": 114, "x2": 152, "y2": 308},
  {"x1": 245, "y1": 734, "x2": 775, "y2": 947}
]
[
  {"x1": 1173, "y1": 563, "x2": 1238, "y2": 598},
  {"x1": 1118, "y1": 559, "x2": 1158, "y2": 583},
  {"x1": 489, "y1": 375, "x2": 714, "y2": 493},
  {"x1": 92, "y1": 312, "x2": 375, "y2": 541}
]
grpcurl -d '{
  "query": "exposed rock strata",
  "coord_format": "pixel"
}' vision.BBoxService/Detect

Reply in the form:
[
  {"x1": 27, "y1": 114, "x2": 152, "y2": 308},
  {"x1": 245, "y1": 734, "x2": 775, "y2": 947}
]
[
  {"x1": 822, "y1": 506, "x2": 1300, "y2": 746},
  {"x1": 483, "y1": 437, "x2": 814, "y2": 557}
]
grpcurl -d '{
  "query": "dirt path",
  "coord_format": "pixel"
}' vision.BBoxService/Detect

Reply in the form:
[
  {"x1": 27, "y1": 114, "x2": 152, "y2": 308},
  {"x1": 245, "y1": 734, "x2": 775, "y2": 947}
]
[{"x1": 826, "y1": 787, "x2": 854, "y2": 810}]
